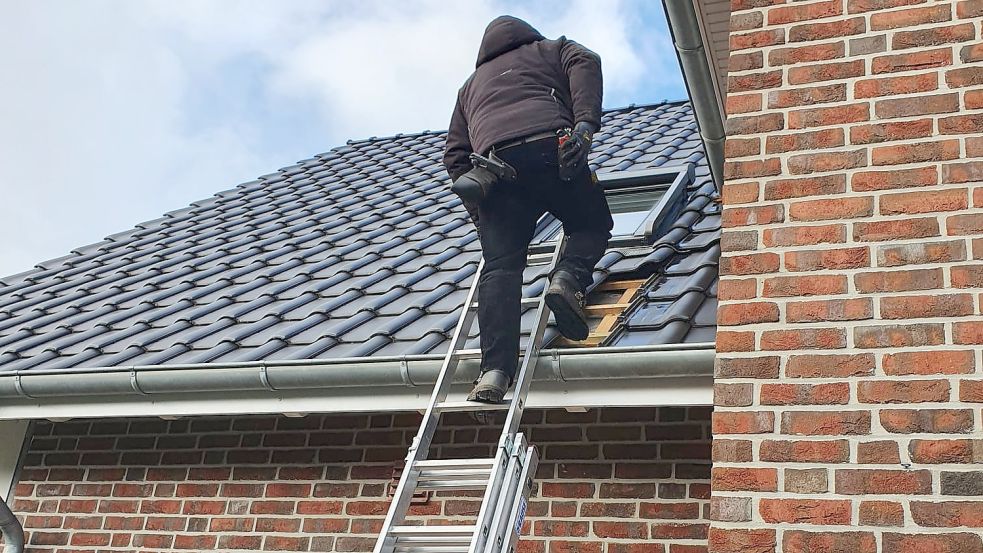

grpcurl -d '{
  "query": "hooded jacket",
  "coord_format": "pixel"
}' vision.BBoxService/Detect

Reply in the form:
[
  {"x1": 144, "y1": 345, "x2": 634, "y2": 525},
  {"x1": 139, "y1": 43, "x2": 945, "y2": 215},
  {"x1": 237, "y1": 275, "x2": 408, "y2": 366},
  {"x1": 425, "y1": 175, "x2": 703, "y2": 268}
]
[{"x1": 442, "y1": 16, "x2": 603, "y2": 182}]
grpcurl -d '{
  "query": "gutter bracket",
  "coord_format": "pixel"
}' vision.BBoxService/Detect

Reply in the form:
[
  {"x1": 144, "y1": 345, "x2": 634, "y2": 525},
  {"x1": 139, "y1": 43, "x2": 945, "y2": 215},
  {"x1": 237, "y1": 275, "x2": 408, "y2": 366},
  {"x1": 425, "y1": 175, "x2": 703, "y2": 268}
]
[
  {"x1": 550, "y1": 350, "x2": 564, "y2": 382},
  {"x1": 128, "y1": 367, "x2": 149, "y2": 396},
  {"x1": 259, "y1": 362, "x2": 278, "y2": 392},
  {"x1": 12, "y1": 375, "x2": 33, "y2": 400},
  {"x1": 399, "y1": 357, "x2": 414, "y2": 387}
]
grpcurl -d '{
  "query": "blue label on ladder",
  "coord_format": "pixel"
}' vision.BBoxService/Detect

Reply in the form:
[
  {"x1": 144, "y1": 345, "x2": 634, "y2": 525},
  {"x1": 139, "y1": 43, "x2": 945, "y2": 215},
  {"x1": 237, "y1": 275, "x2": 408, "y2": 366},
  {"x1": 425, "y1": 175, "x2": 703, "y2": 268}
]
[{"x1": 514, "y1": 497, "x2": 527, "y2": 536}]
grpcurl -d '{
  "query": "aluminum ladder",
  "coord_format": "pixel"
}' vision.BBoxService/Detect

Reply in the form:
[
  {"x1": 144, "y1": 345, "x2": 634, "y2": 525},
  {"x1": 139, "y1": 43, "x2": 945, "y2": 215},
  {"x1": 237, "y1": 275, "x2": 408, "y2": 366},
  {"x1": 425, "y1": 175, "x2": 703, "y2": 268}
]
[{"x1": 373, "y1": 233, "x2": 568, "y2": 553}]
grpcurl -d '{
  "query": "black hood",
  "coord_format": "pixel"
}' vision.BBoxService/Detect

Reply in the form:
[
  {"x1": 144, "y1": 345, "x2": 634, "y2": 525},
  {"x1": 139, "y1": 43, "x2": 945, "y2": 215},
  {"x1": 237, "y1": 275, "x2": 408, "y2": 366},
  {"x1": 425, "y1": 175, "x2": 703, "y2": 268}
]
[{"x1": 475, "y1": 16, "x2": 545, "y2": 67}]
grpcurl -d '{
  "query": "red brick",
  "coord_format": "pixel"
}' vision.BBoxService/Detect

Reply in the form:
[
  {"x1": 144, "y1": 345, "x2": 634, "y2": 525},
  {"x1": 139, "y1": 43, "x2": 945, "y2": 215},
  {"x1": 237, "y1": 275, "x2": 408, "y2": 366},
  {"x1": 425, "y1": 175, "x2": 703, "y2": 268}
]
[
  {"x1": 789, "y1": 197, "x2": 873, "y2": 221},
  {"x1": 549, "y1": 541, "x2": 601, "y2": 553},
  {"x1": 789, "y1": 18, "x2": 867, "y2": 42},
  {"x1": 873, "y1": 141, "x2": 961, "y2": 167},
  {"x1": 722, "y1": 230, "x2": 757, "y2": 252},
  {"x1": 882, "y1": 533, "x2": 983, "y2": 553},
  {"x1": 969, "y1": 138, "x2": 983, "y2": 158},
  {"x1": 958, "y1": 0, "x2": 983, "y2": 18},
  {"x1": 712, "y1": 439, "x2": 753, "y2": 463},
  {"x1": 712, "y1": 411, "x2": 775, "y2": 434},
  {"x1": 760, "y1": 440, "x2": 850, "y2": 463},
  {"x1": 952, "y1": 265, "x2": 983, "y2": 288},
  {"x1": 883, "y1": 350, "x2": 976, "y2": 375},
  {"x1": 848, "y1": 0, "x2": 925, "y2": 13},
  {"x1": 909, "y1": 439, "x2": 976, "y2": 464},
  {"x1": 782, "y1": 411, "x2": 871, "y2": 436},
  {"x1": 960, "y1": 380, "x2": 983, "y2": 402},
  {"x1": 836, "y1": 469, "x2": 933, "y2": 494},
  {"x1": 873, "y1": 47, "x2": 953, "y2": 74},
  {"x1": 769, "y1": 42, "x2": 844, "y2": 66},
  {"x1": 954, "y1": 322, "x2": 983, "y2": 345},
  {"x1": 880, "y1": 409, "x2": 974, "y2": 433},
  {"x1": 708, "y1": 528, "x2": 777, "y2": 553},
  {"x1": 724, "y1": 158, "x2": 782, "y2": 179},
  {"x1": 789, "y1": 60, "x2": 865, "y2": 85},
  {"x1": 943, "y1": 162, "x2": 983, "y2": 184},
  {"x1": 854, "y1": 217, "x2": 939, "y2": 241},
  {"x1": 871, "y1": 4, "x2": 952, "y2": 30},
  {"x1": 769, "y1": 0, "x2": 842, "y2": 24},
  {"x1": 763, "y1": 224, "x2": 845, "y2": 247},
  {"x1": 711, "y1": 467, "x2": 778, "y2": 492},
  {"x1": 788, "y1": 149, "x2": 867, "y2": 174},
  {"x1": 769, "y1": 84, "x2": 846, "y2": 109},
  {"x1": 764, "y1": 275, "x2": 847, "y2": 297},
  {"x1": 729, "y1": 70, "x2": 784, "y2": 93},
  {"x1": 762, "y1": 328, "x2": 846, "y2": 351},
  {"x1": 730, "y1": 51, "x2": 764, "y2": 72},
  {"x1": 939, "y1": 113, "x2": 983, "y2": 134},
  {"x1": 718, "y1": 278, "x2": 757, "y2": 300},
  {"x1": 858, "y1": 441, "x2": 901, "y2": 463},
  {"x1": 859, "y1": 501, "x2": 904, "y2": 527},
  {"x1": 858, "y1": 379, "x2": 950, "y2": 403},
  {"x1": 947, "y1": 67, "x2": 983, "y2": 88},
  {"x1": 716, "y1": 331, "x2": 755, "y2": 352},
  {"x1": 784, "y1": 468, "x2": 829, "y2": 494},
  {"x1": 948, "y1": 213, "x2": 983, "y2": 236},
  {"x1": 651, "y1": 522, "x2": 709, "y2": 540},
  {"x1": 766, "y1": 129, "x2": 845, "y2": 155},
  {"x1": 716, "y1": 356, "x2": 780, "y2": 379},
  {"x1": 592, "y1": 521, "x2": 648, "y2": 539},
  {"x1": 850, "y1": 119, "x2": 934, "y2": 144},
  {"x1": 855, "y1": 323, "x2": 945, "y2": 348},
  {"x1": 760, "y1": 499, "x2": 852, "y2": 525},
  {"x1": 722, "y1": 205, "x2": 785, "y2": 227},
  {"x1": 881, "y1": 294, "x2": 974, "y2": 319},
  {"x1": 726, "y1": 113, "x2": 784, "y2": 135},
  {"x1": 876, "y1": 94, "x2": 960, "y2": 119},
  {"x1": 715, "y1": 383, "x2": 754, "y2": 407},
  {"x1": 726, "y1": 93, "x2": 762, "y2": 115},
  {"x1": 854, "y1": 268, "x2": 943, "y2": 292},
  {"x1": 893, "y1": 23, "x2": 977, "y2": 49},
  {"x1": 782, "y1": 531, "x2": 877, "y2": 553},
  {"x1": 720, "y1": 253, "x2": 780, "y2": 276},
  {"x1": 731, "y1": 29, "x2": 785, "y2": 51},
  {"x1": 789, "y1": 103, "x2": 869, "y2": 129},
  {"x1": 785, "y1": 247, "x2": 869, "y2": 272},
  {"x1": 718, "y1": 302, "x2": 780, "y2": 325},
  {"x1": 786, "y1": 298, "x2": 872, "y2": 322},
  {"x1": 541, "y1": 482, "x2": 595, "y2": 498},
  {"x1": 725, "y1": 137, "x2": 761, "y2": 158},
  {"x1": 877, "y1": 240, "x2": 966, "y2": 267},
  {"x1": 962, "y1": 43, "x2": 983, "y2": 62},
  {"x1": 722, "y1": 182, "x2": 759, "y2": 204},
  {"x1": 968, "y1": 89, "x2": 983, "y2": 109},
  {"x1": 853, "y1": 166, "x2": 939, "y2": 191},
  {"x1": 912, "y1": 502, "x2": 983, "y2": 527},
  {"x1": 534, "y1": 520, "x2": 589, "y2": 537}
]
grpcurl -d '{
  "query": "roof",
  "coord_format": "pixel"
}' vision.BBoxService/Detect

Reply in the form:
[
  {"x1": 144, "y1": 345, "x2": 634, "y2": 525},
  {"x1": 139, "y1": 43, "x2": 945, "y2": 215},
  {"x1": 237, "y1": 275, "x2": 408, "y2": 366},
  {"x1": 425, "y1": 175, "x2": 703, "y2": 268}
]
[{"x1": 0, "y1": 101, "x2": 720, "y2": 374}]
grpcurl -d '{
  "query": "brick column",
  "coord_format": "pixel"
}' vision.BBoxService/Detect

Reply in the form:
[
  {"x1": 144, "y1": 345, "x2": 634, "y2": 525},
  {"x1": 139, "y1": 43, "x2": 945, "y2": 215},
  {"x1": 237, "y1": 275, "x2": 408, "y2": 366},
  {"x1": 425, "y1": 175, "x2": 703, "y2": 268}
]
[{"x1": 713, "y1": 0, "x2": 983, "y2": 551}]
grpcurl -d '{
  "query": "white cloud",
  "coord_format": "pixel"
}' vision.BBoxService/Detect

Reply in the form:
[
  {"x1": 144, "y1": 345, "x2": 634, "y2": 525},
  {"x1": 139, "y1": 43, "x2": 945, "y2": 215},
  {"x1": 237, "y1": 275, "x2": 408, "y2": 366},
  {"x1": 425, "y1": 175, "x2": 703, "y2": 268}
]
[{"x1": 0, "y1": 0, "x2": 682, "y2": 279}]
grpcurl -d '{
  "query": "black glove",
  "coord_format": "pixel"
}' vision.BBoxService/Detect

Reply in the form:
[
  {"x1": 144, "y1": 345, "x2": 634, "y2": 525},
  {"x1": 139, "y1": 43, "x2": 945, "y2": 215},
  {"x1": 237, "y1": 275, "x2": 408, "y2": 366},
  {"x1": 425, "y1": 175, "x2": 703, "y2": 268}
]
[{"x1": 558, "y1": 121, "x2": 597, "y2": 180}]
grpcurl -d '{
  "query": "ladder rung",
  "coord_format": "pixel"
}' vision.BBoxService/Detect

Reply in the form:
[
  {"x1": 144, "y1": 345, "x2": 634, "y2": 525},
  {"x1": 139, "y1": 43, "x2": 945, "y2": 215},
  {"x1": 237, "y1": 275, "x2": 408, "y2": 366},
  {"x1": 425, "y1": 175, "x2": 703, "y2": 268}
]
[
  {"x1": 390, "y1": 525, "x2": 476, "y2": 545},
  {"x1": 416, "y1": 478, "x2": 488, "y2": 491},
  {"x1": 448, "y1": 348, "x2": 482, "y2": 359},
  {"x1": 414, "y1": 458, "x2": 495, "y2": 470},
  {"x1": 471, "y1": 297, "x2": 542, "y2": 309},
  {"x1": 434, "y1": 400, "x2": 511, "y2": 412}
]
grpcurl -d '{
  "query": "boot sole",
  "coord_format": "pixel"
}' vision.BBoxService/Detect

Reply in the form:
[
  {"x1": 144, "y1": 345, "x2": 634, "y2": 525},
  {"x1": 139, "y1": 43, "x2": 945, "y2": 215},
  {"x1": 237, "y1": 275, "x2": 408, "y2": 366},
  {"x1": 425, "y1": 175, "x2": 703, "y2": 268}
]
[{"x1": 545, "y1": 286, "x2": 590, "y2": 341}]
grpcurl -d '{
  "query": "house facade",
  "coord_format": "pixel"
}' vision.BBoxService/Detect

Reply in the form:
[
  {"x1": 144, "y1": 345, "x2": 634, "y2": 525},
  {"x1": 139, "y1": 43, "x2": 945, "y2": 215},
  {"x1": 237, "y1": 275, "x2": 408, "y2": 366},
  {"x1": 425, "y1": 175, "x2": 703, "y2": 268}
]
[{"x1": 1, "y1": 1, "x2": 981, "y2": 552}]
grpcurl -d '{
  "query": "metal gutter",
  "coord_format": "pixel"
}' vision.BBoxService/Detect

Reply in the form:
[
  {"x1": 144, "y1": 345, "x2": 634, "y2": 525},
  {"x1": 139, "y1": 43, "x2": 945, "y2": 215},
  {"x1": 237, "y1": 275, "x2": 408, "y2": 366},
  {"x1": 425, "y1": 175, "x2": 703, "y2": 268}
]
[
  {"x1": 662, "y1": 0, "x2": 726, "y2": 192},
  {"x1": 0, "y1": 343, "x2": 714, "y2": 400},
  {"x1": 0, "y1": 498, "x2": 23, "y2": 553}
]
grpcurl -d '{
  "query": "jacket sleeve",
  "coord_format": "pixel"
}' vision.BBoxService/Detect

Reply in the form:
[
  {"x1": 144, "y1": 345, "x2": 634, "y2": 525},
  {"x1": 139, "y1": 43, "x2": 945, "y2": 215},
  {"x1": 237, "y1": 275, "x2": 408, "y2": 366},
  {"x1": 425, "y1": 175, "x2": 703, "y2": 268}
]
[
  {"x1": 559, "y1": 39, "x2": 603, "y2": 131},
  {"x1": 442, "y1": 94, "x2": 474, "y2": 182}
]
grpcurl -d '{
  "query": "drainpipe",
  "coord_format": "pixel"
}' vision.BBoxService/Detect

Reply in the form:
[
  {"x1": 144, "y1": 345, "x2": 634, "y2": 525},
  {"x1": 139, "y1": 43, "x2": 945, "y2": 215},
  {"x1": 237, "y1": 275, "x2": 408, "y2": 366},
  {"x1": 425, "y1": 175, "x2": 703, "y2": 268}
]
[
  {"x1": 662, "y1": 0, "x2": 726, "y2": 191},
  {"x1": 0, "y1": 497, "x2": 23, "y2": 553}
]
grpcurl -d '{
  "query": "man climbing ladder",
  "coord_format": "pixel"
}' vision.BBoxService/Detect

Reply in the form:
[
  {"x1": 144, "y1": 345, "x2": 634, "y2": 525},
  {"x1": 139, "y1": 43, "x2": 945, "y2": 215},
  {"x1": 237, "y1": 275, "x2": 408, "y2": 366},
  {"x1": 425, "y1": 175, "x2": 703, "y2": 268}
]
[{"x1": 443, "y1": 15, "x2": 613, "y2": 404}]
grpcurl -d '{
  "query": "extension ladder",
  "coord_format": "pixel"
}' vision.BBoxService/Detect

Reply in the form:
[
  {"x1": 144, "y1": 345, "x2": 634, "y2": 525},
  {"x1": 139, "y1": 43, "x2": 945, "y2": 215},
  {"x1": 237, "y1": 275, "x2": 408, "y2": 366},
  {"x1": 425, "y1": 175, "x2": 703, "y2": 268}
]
[{"x1": 373, "y1": 233, "x2": 568, "y2": 553}]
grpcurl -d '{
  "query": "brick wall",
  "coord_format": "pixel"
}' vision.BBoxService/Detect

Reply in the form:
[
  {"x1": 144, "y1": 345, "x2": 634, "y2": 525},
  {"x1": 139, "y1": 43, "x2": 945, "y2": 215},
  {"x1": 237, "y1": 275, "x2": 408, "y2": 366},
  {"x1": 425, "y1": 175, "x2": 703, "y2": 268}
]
[
  {"x1": 717, "y1": 0, "x2": 983, "y2": 551},
  {"x1": 6, "y1": 407, "x2": 711, "y2": 553}
]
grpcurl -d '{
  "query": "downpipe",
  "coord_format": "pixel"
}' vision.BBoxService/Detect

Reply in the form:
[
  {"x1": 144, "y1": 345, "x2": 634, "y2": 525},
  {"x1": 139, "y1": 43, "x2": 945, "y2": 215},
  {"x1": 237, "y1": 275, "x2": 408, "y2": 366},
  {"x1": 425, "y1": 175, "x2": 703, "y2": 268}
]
[{"x1": 0, "y1": 497, "x2": 24, "y2": 553}]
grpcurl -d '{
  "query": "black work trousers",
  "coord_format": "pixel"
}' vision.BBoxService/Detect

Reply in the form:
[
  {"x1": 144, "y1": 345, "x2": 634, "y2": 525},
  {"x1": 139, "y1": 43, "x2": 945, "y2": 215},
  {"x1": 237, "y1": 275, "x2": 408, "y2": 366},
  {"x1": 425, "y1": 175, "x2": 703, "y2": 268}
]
[{"x1": 475, "y1": 136, "x2": 613, "y2": 380}]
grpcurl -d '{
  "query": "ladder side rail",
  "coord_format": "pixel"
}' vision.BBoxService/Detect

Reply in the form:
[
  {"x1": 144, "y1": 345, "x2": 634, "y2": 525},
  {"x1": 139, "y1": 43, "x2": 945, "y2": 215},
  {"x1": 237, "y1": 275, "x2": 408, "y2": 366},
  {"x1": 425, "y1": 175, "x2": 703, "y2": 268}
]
[
  {"x1": 375, "y1": 258, "x2": 484, "y2": 553},
  {"x1": 481, "y1": 434, "x2": 530, "y2": 553},
  {"x1": 499, "y1": 446, "x2": 539, "y2": 553},
  {"x1": 500, "y1": 233, "x2": 566, "y2": 441},
  {"x1": 466, "y1": 445, "x2": 512, "y2": 553}
]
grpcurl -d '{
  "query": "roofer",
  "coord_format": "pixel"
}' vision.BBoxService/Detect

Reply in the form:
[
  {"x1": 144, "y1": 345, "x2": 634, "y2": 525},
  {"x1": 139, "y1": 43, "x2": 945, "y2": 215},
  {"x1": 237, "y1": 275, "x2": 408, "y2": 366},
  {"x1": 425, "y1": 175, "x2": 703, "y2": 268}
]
[{"x1": 443, "y1": 16, "x2": 613, "y2": 404}]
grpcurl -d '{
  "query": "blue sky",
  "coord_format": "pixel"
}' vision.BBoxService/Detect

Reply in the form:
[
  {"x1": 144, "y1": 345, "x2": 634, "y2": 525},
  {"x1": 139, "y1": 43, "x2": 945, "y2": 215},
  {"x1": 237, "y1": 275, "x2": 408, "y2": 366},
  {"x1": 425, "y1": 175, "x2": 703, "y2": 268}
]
[{"x1": 0, "y1": 0, "x2": 685, "y2": 278}]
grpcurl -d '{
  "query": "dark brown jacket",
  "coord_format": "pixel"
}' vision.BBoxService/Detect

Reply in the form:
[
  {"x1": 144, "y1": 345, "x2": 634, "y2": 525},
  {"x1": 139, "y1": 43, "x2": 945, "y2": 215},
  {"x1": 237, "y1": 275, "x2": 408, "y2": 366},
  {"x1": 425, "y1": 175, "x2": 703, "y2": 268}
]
[{"x1": 442, "y1": 16, "x2": 603, "y2": 182}]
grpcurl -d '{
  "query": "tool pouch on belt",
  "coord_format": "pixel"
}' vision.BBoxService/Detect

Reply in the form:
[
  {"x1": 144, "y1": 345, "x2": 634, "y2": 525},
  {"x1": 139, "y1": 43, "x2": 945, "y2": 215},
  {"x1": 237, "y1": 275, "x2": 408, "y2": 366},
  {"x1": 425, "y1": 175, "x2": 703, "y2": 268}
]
[{"x1": 450, "y1": 151, "x2": 517, "y2": 204}]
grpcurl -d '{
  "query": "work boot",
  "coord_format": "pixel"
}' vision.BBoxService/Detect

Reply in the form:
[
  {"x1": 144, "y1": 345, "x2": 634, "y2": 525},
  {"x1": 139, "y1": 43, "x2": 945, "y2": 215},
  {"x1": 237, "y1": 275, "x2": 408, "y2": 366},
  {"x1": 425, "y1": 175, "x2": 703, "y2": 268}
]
[
  {"x1": 545, "y1": 269, "x2": 589, "y2": 341},
  {"x1": 467, "y1": 369, "x2": 510, "y2": 404}
]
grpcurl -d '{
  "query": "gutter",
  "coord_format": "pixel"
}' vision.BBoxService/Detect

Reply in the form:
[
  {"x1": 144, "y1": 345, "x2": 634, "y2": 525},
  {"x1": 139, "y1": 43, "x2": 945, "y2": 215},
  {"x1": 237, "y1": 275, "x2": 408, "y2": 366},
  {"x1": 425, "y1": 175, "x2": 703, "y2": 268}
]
[
  {"x1": 662, "y1": 0, "x2": 726, "y2": 192},
  {"x1": 0, "y1": 498, "x2": 23, "y2": 553},
  {"x1": 0, "y1": 343, "x2": 714, "y2": 400}
]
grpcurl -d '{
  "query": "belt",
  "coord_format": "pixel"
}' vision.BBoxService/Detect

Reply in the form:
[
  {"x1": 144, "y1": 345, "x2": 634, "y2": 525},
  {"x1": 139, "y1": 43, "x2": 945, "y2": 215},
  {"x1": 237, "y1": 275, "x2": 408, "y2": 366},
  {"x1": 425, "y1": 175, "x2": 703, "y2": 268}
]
[{"x1": 492, "y1": 130, "x2": 559, "y2": 152}]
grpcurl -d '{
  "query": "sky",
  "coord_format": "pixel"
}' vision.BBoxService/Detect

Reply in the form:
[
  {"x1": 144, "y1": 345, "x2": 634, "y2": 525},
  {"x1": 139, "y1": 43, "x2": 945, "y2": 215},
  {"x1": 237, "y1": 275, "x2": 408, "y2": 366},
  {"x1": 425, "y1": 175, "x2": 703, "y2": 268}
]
[{"x1": 0, "y1": 0, "x2": 686, "y2": 279}]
